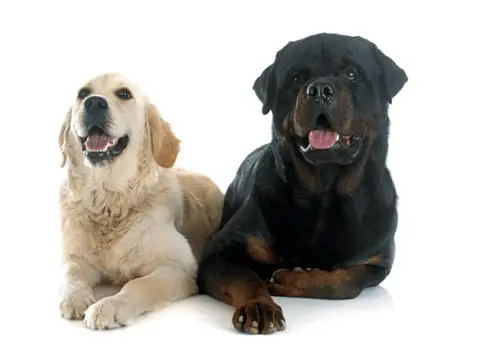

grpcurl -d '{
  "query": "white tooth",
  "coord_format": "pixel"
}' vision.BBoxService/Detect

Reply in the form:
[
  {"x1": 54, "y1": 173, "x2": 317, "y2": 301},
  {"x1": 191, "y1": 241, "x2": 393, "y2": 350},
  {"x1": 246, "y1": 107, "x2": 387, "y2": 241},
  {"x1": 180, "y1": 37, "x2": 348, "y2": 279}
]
[
  {"x1": 335, "y1": 134, "x2": 340, "y2": 142},
  {"x1": 300, "y1": 143, "x2": 312, "y2": 152},
  {"x1": 89, "y1": 143, "x2": 110, "y2": 152}
]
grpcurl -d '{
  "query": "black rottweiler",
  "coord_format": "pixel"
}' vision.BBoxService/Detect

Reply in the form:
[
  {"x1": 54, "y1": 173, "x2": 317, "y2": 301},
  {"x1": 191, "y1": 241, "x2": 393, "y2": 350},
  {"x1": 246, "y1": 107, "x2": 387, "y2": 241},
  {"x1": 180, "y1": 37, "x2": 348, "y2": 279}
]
[{"x1": 197, "y1": 33, "x2": 407, "y2": 334}]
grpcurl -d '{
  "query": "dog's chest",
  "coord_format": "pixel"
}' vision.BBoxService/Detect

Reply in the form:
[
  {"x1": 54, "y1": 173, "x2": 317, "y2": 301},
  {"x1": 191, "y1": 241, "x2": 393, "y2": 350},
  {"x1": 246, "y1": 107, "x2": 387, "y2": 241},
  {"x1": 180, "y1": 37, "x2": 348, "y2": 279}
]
[
  {"x1": 271, "y1": 194, "x2": 360, "y2": 268},
  {"x1": 95, "y1": 236, "x2": 146, "y2": 284},
  {"x1": 89, "y1": 224, "x2": 144, "y2": 283},
  {"x1": 64, "y1": 208, "x2": 154, "y2": 284}
]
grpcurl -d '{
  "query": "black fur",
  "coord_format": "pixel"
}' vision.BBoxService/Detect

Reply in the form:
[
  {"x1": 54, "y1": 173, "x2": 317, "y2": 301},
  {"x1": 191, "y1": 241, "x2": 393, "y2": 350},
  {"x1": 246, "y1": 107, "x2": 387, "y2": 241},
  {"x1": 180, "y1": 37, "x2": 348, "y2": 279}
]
[{"x1": 197, "y1": 33, "x2": 407, "y2": 334}]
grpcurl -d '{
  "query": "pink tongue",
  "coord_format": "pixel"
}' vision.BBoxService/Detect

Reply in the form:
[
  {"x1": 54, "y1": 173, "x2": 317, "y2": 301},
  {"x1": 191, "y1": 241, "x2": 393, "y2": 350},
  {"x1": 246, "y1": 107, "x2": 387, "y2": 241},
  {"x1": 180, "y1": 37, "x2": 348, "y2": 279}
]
[
  {"x1": 308, "y1": 130, "x2": 338, "y2": 149},
  {"x1": 85, "y1": 133, "x2": 110, "y2": 151}
]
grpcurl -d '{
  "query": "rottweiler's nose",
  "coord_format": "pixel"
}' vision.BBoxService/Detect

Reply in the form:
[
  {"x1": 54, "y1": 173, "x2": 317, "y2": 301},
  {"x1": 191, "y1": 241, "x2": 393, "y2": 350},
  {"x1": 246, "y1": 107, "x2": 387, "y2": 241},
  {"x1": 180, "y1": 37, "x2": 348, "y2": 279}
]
[
  {"x1": 84, "y1": 96, "x2": 108, "y2": 112},
  {"x1": 306, "y1": 81, "x2": 334, "y2": 101}
]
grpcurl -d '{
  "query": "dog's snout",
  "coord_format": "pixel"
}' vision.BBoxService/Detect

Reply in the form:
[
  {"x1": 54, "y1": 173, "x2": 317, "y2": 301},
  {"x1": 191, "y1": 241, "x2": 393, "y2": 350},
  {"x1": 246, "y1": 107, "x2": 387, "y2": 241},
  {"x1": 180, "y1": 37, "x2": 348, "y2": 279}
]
[
  {"x1": 306, "y1": 81, "x2": 334, "y2": 101},
  {"x1": 84, "y1": 96, "x2": 108, "y2": 112}
]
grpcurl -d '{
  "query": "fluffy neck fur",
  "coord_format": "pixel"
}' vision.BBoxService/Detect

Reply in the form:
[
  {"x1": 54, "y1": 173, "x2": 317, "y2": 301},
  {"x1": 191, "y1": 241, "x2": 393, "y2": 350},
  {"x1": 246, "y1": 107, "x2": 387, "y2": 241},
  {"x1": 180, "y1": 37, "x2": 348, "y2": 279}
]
[{"x1": 63, "y1": 132, "x2": 159, "y2": 226}]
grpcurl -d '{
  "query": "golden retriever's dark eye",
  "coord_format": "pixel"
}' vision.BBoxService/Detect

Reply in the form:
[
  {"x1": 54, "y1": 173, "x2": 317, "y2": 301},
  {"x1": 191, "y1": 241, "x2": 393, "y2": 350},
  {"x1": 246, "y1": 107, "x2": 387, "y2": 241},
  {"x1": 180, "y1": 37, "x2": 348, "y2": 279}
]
[
  {"x1": 344, "y1": 68, "x2": 358, "y2": 81},
  {"x1": 78, "y1": 88, "x2": 91, "y2": 100},
  {"x1": 115, "y1": 88, "x2": 132, "y2": 100}
]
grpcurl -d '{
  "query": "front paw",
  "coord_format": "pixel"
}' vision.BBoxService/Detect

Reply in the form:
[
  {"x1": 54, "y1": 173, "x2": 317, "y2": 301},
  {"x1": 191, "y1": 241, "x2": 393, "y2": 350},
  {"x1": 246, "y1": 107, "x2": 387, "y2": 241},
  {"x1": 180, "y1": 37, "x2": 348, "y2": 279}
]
[
  {"x1": 83, "y1": 296, "x2": 136, "y2": 330},
  {"x1": 232, "y1": 298, "x2": 286, "y2": 335},
  {"x1": 59, "y1": 287, "x2": 96, "y2": 320},
  {"x1": 266, "y1": 267, "x2": 317, "y2": 296}
]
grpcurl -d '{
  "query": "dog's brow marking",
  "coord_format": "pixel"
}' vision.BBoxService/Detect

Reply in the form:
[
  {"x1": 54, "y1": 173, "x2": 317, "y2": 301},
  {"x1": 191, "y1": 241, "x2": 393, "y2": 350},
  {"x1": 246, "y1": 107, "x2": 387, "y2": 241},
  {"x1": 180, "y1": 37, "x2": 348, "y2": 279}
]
[{"x1": 363, "y1": 255, "x2": 381, "y2": 265}]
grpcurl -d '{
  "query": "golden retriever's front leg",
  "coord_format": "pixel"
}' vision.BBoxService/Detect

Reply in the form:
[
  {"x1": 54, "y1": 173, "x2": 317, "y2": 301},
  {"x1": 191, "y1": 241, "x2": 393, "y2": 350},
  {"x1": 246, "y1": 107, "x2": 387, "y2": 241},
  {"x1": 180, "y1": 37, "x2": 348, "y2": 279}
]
[
  {"x1": 59, "y1": 258, "x2": 102, "y2": 320},
  {"x1": 83, "y1": 266, "x2": 197, "y2": 330}
]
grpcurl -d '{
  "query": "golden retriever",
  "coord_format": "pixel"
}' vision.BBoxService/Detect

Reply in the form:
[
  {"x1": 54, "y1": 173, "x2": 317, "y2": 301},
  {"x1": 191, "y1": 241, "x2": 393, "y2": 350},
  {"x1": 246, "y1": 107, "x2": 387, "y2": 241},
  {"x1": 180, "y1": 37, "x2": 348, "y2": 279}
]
[{"x1": 57, "y1": 73, "x2": 223, "y2": 330}]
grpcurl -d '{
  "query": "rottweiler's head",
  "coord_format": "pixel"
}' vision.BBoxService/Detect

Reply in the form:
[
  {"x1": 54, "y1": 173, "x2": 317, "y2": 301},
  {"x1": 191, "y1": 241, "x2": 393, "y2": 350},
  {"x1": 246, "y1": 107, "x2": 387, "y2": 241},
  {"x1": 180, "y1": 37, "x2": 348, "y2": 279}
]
[{"x1": 253, "y1": 33, "x2": 407, "y2": 169}]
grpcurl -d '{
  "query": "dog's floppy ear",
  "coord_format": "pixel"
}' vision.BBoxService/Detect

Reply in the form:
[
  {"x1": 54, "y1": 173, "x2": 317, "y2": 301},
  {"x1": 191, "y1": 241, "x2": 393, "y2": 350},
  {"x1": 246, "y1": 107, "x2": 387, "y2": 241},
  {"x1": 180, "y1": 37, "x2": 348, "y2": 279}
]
[
  {"x1": 372, "y1": 43, "x2": 408, "y2": 104},
  {"x1": 58, "y1": 108, "x2": 72, "y2": 168},
  {"x1": 147, "y1": 103, "x2": 180, "y2": 168},
  {"x1": 253, "y1": 63, "x2": 276, "y2": 115}
]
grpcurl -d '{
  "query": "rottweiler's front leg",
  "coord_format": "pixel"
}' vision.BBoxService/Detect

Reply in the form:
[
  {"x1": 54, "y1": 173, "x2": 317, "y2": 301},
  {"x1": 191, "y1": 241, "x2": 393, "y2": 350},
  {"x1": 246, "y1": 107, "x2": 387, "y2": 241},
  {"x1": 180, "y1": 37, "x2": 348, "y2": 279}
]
[
  {"x1": 267, "y1": 257, "x2": 390, "y2": 299},
  {"x1": 197, "y1": 203, "x2": 286, "y2": 334},
  {"x1": 198, "y1": 257, "x2": 286, "y2": 334}
]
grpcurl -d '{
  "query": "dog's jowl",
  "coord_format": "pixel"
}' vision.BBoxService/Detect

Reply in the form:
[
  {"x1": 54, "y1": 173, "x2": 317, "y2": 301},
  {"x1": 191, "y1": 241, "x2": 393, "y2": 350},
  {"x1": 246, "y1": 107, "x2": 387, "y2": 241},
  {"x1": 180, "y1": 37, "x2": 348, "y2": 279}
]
[{"x1": 197, "y1": 33, "x2": 407, "y2": 334}]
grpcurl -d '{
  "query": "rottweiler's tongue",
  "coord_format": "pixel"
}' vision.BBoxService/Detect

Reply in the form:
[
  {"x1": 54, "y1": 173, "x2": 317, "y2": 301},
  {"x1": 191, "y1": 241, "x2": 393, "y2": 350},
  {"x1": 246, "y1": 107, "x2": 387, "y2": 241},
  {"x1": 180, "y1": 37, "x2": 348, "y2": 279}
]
[
  {"x1": 308, "y1": 129, "x2": 338, "y2": 149},
  {"x1": 85, "y1": 133, "x2": 110, "y2": 151}
]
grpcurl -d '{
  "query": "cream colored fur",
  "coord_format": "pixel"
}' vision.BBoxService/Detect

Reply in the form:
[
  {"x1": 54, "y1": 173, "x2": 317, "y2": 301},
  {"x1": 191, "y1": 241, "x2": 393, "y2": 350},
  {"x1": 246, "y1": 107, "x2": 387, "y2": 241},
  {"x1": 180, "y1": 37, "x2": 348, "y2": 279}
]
[{"x1": 57, "y1": 73, "x2": 223, "y2": 330}]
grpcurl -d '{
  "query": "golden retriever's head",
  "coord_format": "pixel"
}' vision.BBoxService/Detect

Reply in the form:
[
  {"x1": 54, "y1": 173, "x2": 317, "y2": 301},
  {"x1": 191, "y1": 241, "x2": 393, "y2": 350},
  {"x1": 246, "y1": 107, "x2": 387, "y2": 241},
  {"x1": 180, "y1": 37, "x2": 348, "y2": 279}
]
[{"x1": 59, "y1": 73, "x2": 180, "y2": 172}]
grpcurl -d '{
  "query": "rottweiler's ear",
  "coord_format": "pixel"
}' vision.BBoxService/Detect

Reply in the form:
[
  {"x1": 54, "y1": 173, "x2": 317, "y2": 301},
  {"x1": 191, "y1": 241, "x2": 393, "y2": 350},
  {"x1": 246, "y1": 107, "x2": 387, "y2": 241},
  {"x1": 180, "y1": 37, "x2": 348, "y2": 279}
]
[
  {"x1": 373, "y1": 45, "x2": 408, "y2": 104},
  {"x1": 253, "y1": 63, "x2": 276, "y2": 115},
  {"x1": 147, "y1": 103, "x2": 181, "y2": 168},
  {"x1": 58, "y1": 107, "x2": 72, "y2": 168}
]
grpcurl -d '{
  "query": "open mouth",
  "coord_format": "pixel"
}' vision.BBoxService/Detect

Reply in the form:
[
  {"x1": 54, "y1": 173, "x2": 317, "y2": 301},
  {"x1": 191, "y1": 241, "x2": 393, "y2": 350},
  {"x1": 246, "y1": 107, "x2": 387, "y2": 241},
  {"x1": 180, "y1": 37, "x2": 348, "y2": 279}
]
[
  {"x1": 298, "y1": 129, "x2": 361, "y2": 152},
  {"x1": 297, "y1": 114, "x2": 362, "y2": 153},
  {"x1": 79, "y1": 126, "x2": 129, "y2": 164}
]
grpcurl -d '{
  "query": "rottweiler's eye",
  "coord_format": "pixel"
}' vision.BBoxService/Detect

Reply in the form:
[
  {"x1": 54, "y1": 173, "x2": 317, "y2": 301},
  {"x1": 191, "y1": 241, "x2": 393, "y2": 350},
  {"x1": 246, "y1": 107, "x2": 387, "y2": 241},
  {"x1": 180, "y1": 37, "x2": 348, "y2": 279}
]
[
  {"x1": 292, "y1": 74, "x2": 303, "y2": 85},
  {"x1": 78, "y1": 88, "x2": 91, "y2": 100},
  {"x1": 115, "y1": 88, "x2": 132, "y2": 100},
  {"x1": 344, "y1": 68, "x2": 358, "y2": 81}
]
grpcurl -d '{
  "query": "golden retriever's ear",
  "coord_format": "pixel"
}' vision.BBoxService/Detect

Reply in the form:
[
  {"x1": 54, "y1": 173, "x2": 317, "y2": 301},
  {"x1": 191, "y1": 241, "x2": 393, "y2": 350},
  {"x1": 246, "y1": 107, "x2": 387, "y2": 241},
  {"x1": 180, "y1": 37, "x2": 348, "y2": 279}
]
[
  {"x1": 147, "y1": 103, "x2": 181, "y2": 168},
  {"x1": 58, "y1": 108, "x2": 72, "y2": 168}
]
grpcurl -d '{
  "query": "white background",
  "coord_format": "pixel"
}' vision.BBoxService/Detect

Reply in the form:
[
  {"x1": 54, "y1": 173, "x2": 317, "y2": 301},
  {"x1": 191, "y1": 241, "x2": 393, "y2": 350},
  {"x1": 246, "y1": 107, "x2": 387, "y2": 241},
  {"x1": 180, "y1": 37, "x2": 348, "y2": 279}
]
[{"x1": 1, "y1": 0, "x2": 482, "y2": 357}]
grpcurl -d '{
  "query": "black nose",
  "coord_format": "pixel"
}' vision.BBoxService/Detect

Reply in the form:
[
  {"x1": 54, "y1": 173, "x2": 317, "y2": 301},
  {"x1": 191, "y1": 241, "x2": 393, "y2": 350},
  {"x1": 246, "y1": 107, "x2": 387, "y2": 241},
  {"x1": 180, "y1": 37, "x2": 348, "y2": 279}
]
[
  {"x1": 84, "y1": 96, "x2": 108, "y2": 112},
  {"x1": 83, "y1": 96, "x2": 109, "y2": 129},
  {"x1": 306, "y1": 81, "x2": 334, "y2": 101}
]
